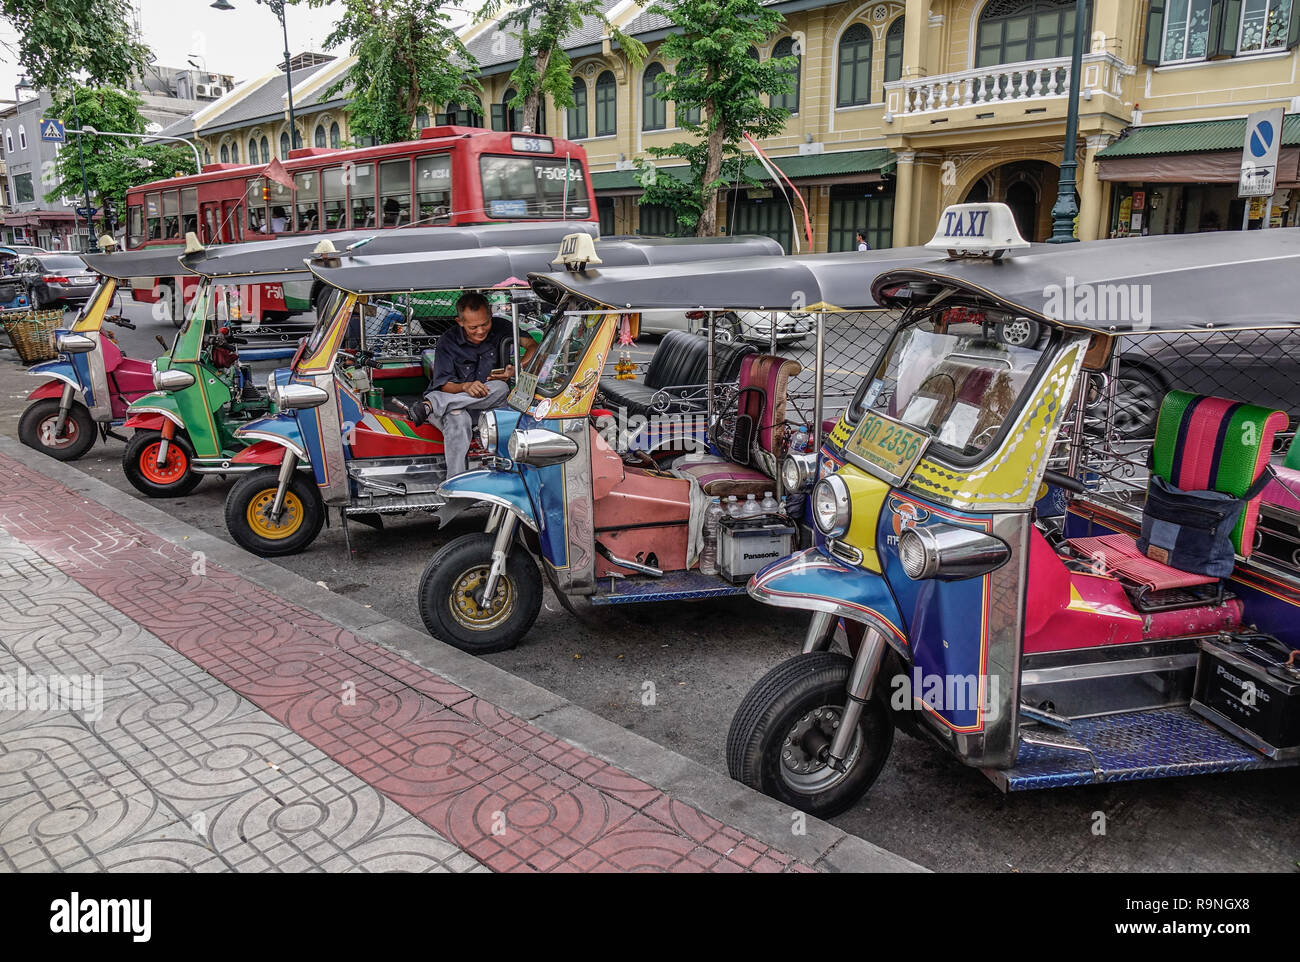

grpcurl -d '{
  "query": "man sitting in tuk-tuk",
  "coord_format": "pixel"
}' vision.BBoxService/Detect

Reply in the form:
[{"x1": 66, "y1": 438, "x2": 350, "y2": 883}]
[{"x1": 409, "y1": 291, "x2": 537, "y2": 477}]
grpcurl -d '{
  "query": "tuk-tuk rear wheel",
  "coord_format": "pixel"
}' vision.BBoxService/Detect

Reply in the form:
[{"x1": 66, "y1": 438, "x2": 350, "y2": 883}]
[
  {"x1": 418, "y1": 532, "x2": 542, "y2": 655},
  {"x1": 727, "y1": 651, "x2": 894, "y2": 819}
]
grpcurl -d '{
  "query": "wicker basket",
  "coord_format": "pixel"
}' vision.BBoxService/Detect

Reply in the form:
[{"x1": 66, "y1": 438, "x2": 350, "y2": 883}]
[{"x1": 2, "y1": 310, "x2": 63, "y2": 364}]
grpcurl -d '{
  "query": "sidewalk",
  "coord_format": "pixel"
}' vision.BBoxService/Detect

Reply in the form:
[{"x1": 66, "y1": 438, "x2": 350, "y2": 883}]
[{"x1": 0, "y1": 436, "x2": 923, "y2": 873}]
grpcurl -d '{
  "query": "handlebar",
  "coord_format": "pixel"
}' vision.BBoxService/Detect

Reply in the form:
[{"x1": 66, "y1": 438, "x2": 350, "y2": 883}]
[
  {"x1": 1043, "y1": 470, "x2": 1087, "y2": 494},
  {"x1": 106, "y1": 315, "x2": 136, "y2": 330}
]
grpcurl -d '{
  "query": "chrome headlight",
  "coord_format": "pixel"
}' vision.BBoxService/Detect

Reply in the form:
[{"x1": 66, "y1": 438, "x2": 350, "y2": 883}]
[
  {"x1": 276, "y1": 383, "x2": 329, "y2": 410},
  {"x1": 781, "y1": 453, "x2": 817, "y2": 493},
  {"x1": 898, "y1": 524, "x2": 1010, "y2": 581},
  {"x1": 508, "y1": 427, "x2": 578, "y2": 467},
  {"x1": 811, "y1": 475, "x2": 851, "y2": 538},
  {"x1": 153, "y1": 368, "x2": 196, "y2": 391},
  {"x1": 478, "y1": 410, "x2": 499, "y2": 452},
  {"x1": 56, "y1": 333, "x2": 96, "y2": 355},
  {"x1": 266, "y1": 371, "x2": 278, "y2": 401}
]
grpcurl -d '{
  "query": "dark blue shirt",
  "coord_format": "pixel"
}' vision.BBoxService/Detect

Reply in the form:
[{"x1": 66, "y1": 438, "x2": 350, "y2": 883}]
[{"x1": 429, "y1": 316, "x2": 512, "y2": 390}]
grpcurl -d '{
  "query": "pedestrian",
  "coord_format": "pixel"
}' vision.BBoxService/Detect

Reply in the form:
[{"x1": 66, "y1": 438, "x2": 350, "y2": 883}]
[
  {"x1": 409, "y1": 291, "x2": 537, "y2": 479},
  {"x1": 269, "y1": 207, "x2": 288, "y2": 233},
  {"x1": 856, "y1": 229, "x2": 871, "y2": 252}
]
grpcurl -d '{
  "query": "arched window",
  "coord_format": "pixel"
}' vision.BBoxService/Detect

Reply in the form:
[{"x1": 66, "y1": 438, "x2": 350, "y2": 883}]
[
  {"x1": 884, "y1": 17, "x2": 906, "y2": 83},
  {"x1": 4, "y1": 129, "x2": 12, "y2": 153},
  {"x1": 595, "y1": 71, "x2": 617, "y2": 136},
  {"x1": 771, "y1": 36, "x2": 801, "y2": 113},
  {"x1": 315, "y1": 124, "x2": 326, "y2": 147},
  {"x1": 220, "y1": 143, "x2": 230, "y2": 163},
  {"x1": 501, "y1": 88, "x2": 521, "y2": 131},
  {"x1": 642, "y1": 63, "x2": 666, "y2": 131},
  {"x1": 292, "y1": 127, "x2": 302, "y2": 149},
  {"x1": 415, "y1": 108, "x2": 429, "y2": 129},
  {"x1": 976, "y1": 0, "x2": 1077, "y2": 66},
  {"x1": 280, "y1": 132, "x2": 290, "y2": 157},
  {"x1": 203, "y1": 147, "x2": 211, "y2": 165},
  {"x1": 260, "y1": 137, "x2": 270, "y2": 163},
  {"x1": 329, "y1": 123, "x2": 340, "y2": 148},
  {"x1": 17, "y1": 124, "x2": 26, "y2": 150},
  {"x1": 678, "y1": 100, "x2": 700, "y2": 127},
  {"x1": 837, "y1": 24, "x2": 873, "y2": 107},
  {"x1": 230, "y1": 142, "x2": 239, "y2": 163},
  {"x1": 248, "y1": 137, "x2": 258, "y2": 163},
  {"x1": 568, "y1": 77, "x2": 588, "y2": 139}
]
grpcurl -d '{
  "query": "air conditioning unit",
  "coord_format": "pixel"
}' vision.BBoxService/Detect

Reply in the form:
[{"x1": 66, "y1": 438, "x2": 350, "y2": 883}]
[
  {"x1": 209, "y1": 86, "x2": 225, "y2": 98},
  {"x1": 195, "y1": 84, "x2": 210, "y2": 97}
]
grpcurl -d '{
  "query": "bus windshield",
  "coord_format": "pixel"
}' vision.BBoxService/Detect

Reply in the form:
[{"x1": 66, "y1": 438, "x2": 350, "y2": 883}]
[{"x1": 480, "y1": 155, "x2": 589, "y2": 220}]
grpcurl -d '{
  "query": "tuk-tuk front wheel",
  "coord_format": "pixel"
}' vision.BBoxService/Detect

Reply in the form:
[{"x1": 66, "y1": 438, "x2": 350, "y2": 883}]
[
  {"x1": 18, "y1": 398, "x2": 96, "y2": 461},
  {"x1": 122, "y1": 430, "x2": 202, "y2": 498},
  {"x1": 224, "y1": 465, "x2": 325, "y2": 556},
  {"x1": 418, "y1": 532, "x2": 542, "y2": 655},
  {"x1": 727, "y1": 651, "x2": 894, "y2": 819}
]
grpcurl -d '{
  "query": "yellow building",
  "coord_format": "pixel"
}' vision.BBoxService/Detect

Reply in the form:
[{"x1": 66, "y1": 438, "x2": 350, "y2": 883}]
[{"x1": 184, "y1": 1, "x2": 1300, "y2": 249}]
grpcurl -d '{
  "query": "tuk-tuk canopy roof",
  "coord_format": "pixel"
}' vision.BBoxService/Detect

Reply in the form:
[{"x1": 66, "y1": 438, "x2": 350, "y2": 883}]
[
  {"x1": 309, "y1": 235, "x2": 784, "y2": 295},
  {"x1": 527, "y1": 245, "x2": 940, "y2": 311},
  {"x1": 80, "y1": 246, "x2": 201, "y2": 281},
  {"x1": 873, "y1": 228, "x2": 1300, "y2": 334},
  {"x1": 182, "y1": 221, "x2": 601, "y2": 283}
]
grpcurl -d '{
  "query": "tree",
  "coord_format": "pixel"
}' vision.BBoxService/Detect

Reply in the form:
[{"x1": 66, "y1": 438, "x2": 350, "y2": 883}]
[
  {"x1": 637, "y1": 0, "x2": 795, "y2": 237},
  {"x1": 294, "y1": 0, "x2": 481, "y2": 145},
  {"x1": 41, "y1": 87, "x2": 194, "y2": 232},
  {"x1": 477, "y1": 0, "x2": 646, "y2": 134},
  {"x1": 0, "y1": 0, "x2": 153, "y2": 90}
]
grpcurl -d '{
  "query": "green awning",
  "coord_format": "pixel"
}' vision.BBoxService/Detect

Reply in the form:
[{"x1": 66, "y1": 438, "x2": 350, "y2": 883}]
[
  {"x1": 591, "y1": 148, "x2": 894, "y2": 193},
  {"x1": 1099, "y1": 114, "x2": 1300, "y2": 158}
]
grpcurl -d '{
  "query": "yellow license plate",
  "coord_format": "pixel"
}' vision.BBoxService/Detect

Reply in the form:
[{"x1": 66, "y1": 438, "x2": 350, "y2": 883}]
[{"x1": 846, "y1": 413, "x2": 929, "y2": 482}]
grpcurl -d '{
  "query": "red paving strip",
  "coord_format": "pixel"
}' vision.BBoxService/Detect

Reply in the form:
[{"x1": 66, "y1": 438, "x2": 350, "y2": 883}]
[{"x1": 0, "y1": 453, "x2": 814, "y2": 873}]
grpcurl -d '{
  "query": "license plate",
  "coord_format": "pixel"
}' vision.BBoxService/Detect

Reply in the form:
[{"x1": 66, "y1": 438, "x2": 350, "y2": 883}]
[
  {"x1": 72, "y1": 276, "x2": 94, "y2": 285},
  {"x1": 845, "y1": 412, "x2": 930, "y2": 484},
  {"x1": 508, "y1": 371, "x2": 538, "y2": 412}
]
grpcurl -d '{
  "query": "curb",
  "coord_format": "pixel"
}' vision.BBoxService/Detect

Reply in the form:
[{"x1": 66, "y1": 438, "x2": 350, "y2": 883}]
[{"x1": 1, "y1": 433, "x2": 927, "y2": 873}]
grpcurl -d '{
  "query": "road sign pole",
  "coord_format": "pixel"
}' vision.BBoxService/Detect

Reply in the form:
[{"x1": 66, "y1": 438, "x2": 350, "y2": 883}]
[{"x1": 72, "y1": 90, "x2": 93, "y2": 250}]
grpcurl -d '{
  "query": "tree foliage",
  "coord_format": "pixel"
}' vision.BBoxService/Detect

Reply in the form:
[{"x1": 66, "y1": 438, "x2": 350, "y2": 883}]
[
  {"x1": 293, "y1": 0, "x2": 481, "y2": 145},
  {"x1": 637, "y1": 0, "x2": 794, "y2": 236},
  {"x1": 41, "y1": 86, "x2": 194, "y2": 229},
  {"x1": 0, "y1": 0, "x2": 153, "y2": 90},
  {"x1": 478, "y1": 0, "x2": 646, "y2": 133}
]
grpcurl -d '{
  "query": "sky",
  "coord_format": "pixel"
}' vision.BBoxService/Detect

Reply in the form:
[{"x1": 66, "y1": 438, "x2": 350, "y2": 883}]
[{"x1": 0, "y1": 0, "x2": 477, "y2": 103}]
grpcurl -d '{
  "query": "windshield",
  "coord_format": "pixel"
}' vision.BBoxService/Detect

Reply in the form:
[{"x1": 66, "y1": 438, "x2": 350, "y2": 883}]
[
  {"x1": 854, "y1": 314, "x2": 1048, "y2": 463},
  {"x1": 528, "y1": 310, "x2": 605, "y2": 397},
  {"x1": 301, "y1": 288, "x2": 348, "y2": 362},
  {"x1": 480, "y1": 155, "x2": 589, "y2": 219},
  {"x1": 40, "y1": 255, "x2": 86, "y2": 270}
]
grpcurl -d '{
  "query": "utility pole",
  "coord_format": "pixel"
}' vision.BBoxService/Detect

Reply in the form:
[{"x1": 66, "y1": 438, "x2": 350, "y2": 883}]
[
  {"x1": 72, "y1": 88, "x2": 94, "y2": 250},
  {"x1": 1048, "y1": 0, "x2": 1088, "y2": 244}
]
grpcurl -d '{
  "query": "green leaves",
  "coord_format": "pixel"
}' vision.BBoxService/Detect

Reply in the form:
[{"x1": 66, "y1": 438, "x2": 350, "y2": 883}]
[{"x1": 1, "y1": 0, "x2": 153, "y2": 89}]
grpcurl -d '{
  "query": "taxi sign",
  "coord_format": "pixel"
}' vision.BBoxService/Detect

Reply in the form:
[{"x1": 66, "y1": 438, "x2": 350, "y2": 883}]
[
  {"x1": 553, "y1": 232, "x2": 602, "y2": 270},
  {"x1": 926, "y1": 202, "x2": 1029, "y2": 259}
]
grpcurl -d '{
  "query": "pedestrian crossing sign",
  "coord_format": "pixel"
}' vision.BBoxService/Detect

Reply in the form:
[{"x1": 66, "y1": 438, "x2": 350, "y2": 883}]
[{"x1": 40, "y1": 118, "x2": 66, "y2": 143}]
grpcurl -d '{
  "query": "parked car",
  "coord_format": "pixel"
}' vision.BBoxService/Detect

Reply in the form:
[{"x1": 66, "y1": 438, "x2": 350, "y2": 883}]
[
  {"x1": 16, "y1": 253, "x2": 99, "y2": 308},
  {"x1": 638, "y1": 308, "x2": 813, "y2": 344}
]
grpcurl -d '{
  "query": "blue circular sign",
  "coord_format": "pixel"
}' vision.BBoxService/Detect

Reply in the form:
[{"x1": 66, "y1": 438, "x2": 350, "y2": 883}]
[{"x1": 1250, "y1": 120, "x2": 1275, "y2": 158}]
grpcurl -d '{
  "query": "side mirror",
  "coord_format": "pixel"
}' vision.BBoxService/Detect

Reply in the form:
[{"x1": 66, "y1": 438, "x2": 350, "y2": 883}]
[{"x1": 56, "y1": 333, "x2": 96, "y2": 354}]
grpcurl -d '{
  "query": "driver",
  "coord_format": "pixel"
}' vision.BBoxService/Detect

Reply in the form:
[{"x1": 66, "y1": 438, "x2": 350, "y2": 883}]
[{"x1": 410, "y1": 291, "x2": 536, "y2": 478}]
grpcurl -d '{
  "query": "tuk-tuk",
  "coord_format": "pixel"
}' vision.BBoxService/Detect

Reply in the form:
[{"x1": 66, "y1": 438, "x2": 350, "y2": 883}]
[
  {"x1": 16, "y1": 248, "x2": 175, "y2": 460},
  {"x1": 726, "y1": 204, "x2": 1300, "y2": 816},
  {"x1": 0, "y1": 246, "x2": 32, "y2": 312},
  {"x1": 414, "y1": 242, "x2": 942, "y2": 654},
  {"x1": 222, "y1": 228, "x2": 783, "y2": 557}
]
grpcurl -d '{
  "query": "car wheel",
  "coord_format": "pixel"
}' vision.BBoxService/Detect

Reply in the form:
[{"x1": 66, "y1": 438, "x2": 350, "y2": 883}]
[
  {"x1": 1108, "y1": 363, "x2": 1167, "y2": 440},
  {"x1": 225, "y1": 466, "x2": 325, "y2": 556},
  {"x1": 417, "y1": 532, "x2": 543, "y2": 654},
  {"x1": 713, "y1": 313, "x2": 741, "y2": 344}
]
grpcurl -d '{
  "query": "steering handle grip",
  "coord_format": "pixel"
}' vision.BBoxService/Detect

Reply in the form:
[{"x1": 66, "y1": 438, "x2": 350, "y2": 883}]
[{"x1": 1043, "y1": 470, "x2": 1086, "y2": 494}]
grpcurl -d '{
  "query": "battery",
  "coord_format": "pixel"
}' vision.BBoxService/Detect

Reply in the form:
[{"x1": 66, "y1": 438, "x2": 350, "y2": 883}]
[
  {"x1": 718, "y1": 514, "x2": 796, "y2": 584},
  {"x1": 1191, "y1": 633, "x2": 1300, "y2": 758}
]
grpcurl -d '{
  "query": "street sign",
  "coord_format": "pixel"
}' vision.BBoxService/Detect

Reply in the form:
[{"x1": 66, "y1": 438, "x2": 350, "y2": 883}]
[
  {"x1": 76, "y1": 207, "x2": 98, "y2": 219},
  {"x1": 39, "y1": 118, "x2": 66, "y2": 143},
  {"x1": 1240, "y1": 107, "x2": 1285, "y2": 199}
]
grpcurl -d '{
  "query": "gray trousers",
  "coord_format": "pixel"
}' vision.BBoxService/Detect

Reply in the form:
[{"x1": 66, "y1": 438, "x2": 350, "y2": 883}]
[{"x1": 424, "y1": 380, "x2": 509, "y2": 478}]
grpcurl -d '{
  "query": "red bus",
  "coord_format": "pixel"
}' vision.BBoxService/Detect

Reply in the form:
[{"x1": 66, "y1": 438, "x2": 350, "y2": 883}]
[{"x1": 123, "y1": 127, "x2": 596, "y2": 318}]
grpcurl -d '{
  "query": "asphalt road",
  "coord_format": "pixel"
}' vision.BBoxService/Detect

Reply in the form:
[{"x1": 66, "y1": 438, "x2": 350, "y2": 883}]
[{"x1": 5, "y1": 296, "x2": 1298, "y2": 873}]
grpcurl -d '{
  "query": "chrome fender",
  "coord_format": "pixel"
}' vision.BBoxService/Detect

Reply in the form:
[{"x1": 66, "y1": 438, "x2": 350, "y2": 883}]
[
  {"x1": 748, "y1": 547, "x2": 910, "y2": 659},
  {"x1": 233, "y1": 412, "x2": 307, "y2": 461},
  {"x1": 437, "y1": 470, "x2": 539, "y2": 532}
]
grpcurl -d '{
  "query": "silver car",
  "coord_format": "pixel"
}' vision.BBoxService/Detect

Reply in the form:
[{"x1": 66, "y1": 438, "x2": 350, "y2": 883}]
[
  {"x1": 637, "y1": 308, "x2": 812, "y2": 345},
  {"x1": 19, "y1": 253, "x2": 99, "y2": 309}
]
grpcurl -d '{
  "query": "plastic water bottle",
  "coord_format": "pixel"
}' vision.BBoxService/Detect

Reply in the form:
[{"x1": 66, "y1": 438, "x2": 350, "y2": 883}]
[
  {"x1": 790, "y1": 426, "x2": 810, "y2": 454},
  {"x1": 700, "y1": 497, "x2": 725, "y2": 575},
  {"x1": 740, "y1": 493, "x2": 762, "y2": 518},
  {"x1": 726, "y1": 495, "x2": 743, "y2": 518},
  {"x1": 761, "y1": 490, "x2": 780, "y2": 516}
]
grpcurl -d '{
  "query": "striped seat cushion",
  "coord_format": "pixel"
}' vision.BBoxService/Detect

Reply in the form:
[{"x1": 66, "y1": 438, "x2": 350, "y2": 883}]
[
  {"x1": 1151, "y1": 391, "x2": 1288, "y2": 557},
  {"x1": 672, "y1": 454, "x2": 771, "y2": 498}
]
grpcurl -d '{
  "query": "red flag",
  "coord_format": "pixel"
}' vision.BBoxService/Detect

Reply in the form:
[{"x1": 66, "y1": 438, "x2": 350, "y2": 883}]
[{"x1": 262, "y1": 157, "x2": 295, "y2": 191}]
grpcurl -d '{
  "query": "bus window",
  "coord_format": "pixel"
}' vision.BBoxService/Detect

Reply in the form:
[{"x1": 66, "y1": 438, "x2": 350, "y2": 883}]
[
  {"x1": 379, "y1": 159, "x2": 410, "y2": 226},
  {"x1": 146, "y1": 192, "x2": 162, "y2": 240},
  {"x1": 268, "y1": 179, "x2": 292, "y2": 233},
  {"x1": 323, "y1": 166, "x2": 348, "y2": 230},
  {"x1": 350, "y1": 162, "x2": 376, "y2": 228},
  {"x1": 415, "y1": 154, "x2": 451, "y2": 224},
  {"x1": 479, "y1": 155, "x2": 588, "y2": 219},
  {"x1": 247, "y1": 178, "x2": 267, "y2": 233},
  {"x1": 127, "y1": 204, "x2": 144, "y2": 248},
  {"x1": 294, "y1": 170, "x2": 320, "y2": 232},
  {"x1": 181, "y1": 187, "x2": 198, "y2": 237}
]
